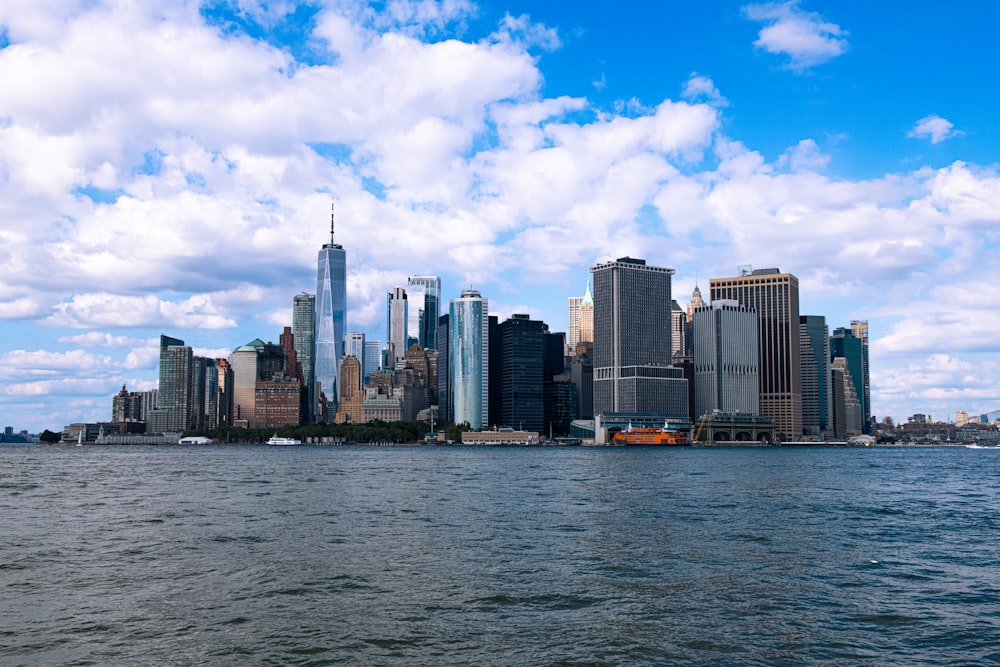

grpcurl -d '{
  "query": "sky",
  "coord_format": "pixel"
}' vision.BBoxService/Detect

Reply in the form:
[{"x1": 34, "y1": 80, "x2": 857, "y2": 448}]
[{"x1": 1, "y1": 0, "x2": 998, "y2": 433}]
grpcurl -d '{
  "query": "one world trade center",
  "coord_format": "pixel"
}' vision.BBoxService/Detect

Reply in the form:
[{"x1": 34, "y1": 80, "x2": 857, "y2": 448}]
[{"x1": 314, "y1": 201, "x2": 346, "y2": 420}]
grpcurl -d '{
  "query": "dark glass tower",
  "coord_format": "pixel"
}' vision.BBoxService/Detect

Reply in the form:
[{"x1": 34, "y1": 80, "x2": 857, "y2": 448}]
[
  {"x1": 293, "y1": 293, "x2": 315, "y2": 422},
  {"x1": 498, "y1": 314, "x2": 545, "y2": 432},
  {"x1": 314, "y1": 202, "x2": 346, "y2": 420}
]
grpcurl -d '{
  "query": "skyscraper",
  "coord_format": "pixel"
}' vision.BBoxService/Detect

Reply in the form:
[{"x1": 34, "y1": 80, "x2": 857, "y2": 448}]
[
  {"x1": 567, "y1": 294, "x2": 581, "y2": 355},
  {"x1": 148, "y1": 334, "x2": 193, "y2": 432},
  {"x1": 315, "y1": 202, "x2": 346, "y2": 418},
  {"x1": 831, "y1": 327, "x2": 866, "y2": 434},
  {"x1": 710, "y1": 268, "x2": 802, "y2": 439},
  {"x1": 346, "y1": 332, "x2": 366, "y2": 388},
  {"x1": 692, "y1": 300, "x2": 759, "y2": 417},
  {"x1": 387, "y1": 286, "x2": 408, "y2": 365},
  {"x1": 566, "y1": 282, "x2": 594, "y2": 356},
  {"x1": 408, "y1": 276, "x2": 441, "y2": 349},
  {"x1": 449, "y1": 289, "x2": 489, "y2": 429},
  {"x1": 800, "y1": 315, "x2": 832, "y2": 436},
  {"x1": 850, "y1": 319, "x2": 871, "y2": 433},
  {"x1": 292, "y1": 293, "x2": 315, "y2": 421},
  {"x1": 363, "y1": 340, "x2": 381, "y2": 384},
  {"x1": 591, "y1": 257, "x2": 688, "y2": 417},
  {"x1": 498, "y1": 314, "x2": 546, "y2": 432}
]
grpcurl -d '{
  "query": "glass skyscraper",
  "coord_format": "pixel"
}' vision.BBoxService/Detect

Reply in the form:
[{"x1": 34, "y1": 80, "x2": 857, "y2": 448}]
[
  {"x1": 449, "y1": 289, "x2": 488, "y2": 430},
  {"x1": 408, "y1": 276, "x2": 441, "y2": 349},
  {"x1": 293, "y1": 292, "x2": 315, "y2": 421},
  {"x1": 314, "y1": 202, "x2": 346, "y2": 418}
]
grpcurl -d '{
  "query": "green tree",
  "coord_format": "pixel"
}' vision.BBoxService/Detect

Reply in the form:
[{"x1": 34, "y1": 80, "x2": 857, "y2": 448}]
[{"x1": 39, "y1": 429, "x2": 61, "y2": 443}]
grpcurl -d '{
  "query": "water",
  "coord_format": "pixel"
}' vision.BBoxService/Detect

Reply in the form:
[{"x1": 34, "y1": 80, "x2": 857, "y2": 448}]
[{"x1": 2, "y1": 444, "x2": 999, "y2": 665}]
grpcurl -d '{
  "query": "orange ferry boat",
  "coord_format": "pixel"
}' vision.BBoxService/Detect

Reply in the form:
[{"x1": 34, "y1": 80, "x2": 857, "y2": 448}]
[{"x1": 612, "y1": 425, "x2": 689, "y2": 446}]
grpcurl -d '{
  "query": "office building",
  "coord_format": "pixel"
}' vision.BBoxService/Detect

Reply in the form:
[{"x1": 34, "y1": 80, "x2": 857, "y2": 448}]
[
  {"x1": 387, "y1": 286, "x2": 408, "y2": 365},
  {"x1": 567, "y1": 282, "x2": 594, "y2": 356},
  {"x1": 292, "y1": 293, "x2": 315, "y2": 420},
  {"x1": 449, "y1": 289, "x2": 489, "y2": 430},
  {"x1": 436, "y1": 313, "x2": 450, "y2": 422},
  {"x1": 710, "y1": 268, "x2": 802, "y2": 439},
  {"x1": 363, "y1": 340, "x2": 381, "y2": 384},
  {"x1": 692, "y1": 300, "x2": 759, "y2": 417},
  {"x1": 315, "y1": 202, "x2": 347, "y2": 418},
  {"x1": 671, "y1": 299, "x2": 686, "y2": 358},
  {"x1": 498, "y1": 314, "x2": 546, "y2": 432},
  {"x1": 346, "y1": 332, "x2": 366, "y2": 389},
  {"x1": 408, "y1": 276, "x2": 441, "y2": 349},
  {"x1": 591, "y1": 257, "x2": 688, "y2": 417},
  {"x1": 800, "y1": 315, "x2": 833, "y2": 435},
  {"x1": 148, "y1": 335, "x2": 194, "y2": 432},
  {"x1": 850, "y1": 319, "x2": 871, "y2": 433},
  {"x1": 831, "y1": 327, "x2": 866, "y2": 433}
]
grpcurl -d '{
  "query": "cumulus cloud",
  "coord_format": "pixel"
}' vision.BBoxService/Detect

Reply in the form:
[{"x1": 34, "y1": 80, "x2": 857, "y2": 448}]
[
  {"x1": 743, "y1": 1, "x2": 848, "y2": 70},
  {"x1": 682, "y1": 73, "x2": 728, "y2": 107},
  {"x1": 908, "y1": 114, "x2": 962, "y2": 144}
]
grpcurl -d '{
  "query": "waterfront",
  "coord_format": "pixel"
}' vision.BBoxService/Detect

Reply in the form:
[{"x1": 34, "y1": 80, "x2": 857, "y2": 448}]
[{"x1": 2, "y1": 445, "x2": 998, "y2": 665}]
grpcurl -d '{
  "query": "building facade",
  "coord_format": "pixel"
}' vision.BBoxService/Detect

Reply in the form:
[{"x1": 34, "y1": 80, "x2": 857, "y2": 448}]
[
  {"x1": 408, "y1": 276, "x2": 441, "y2": 349},
  {"x1": 591, "y1": 257, "x2": 688, "y2": 418},
  {"x1": 148, "y1": 335, "x2": 193, "y2": 432},
  {"x1": 387, "y1": 286, "x2": 408, "y2": 365},
  {"x1": 709, "y1": 268, "x2": 802, "y2": 439},
  {"x1": 449, "y1": 290, "x2": 489, "y2": 429},
  {"x1": 800, "y1": 315, "x2": 833, "y2": 436},
  {"x1": 292, "y1": 293, "x2": 315, "y2": 422},
  {"x1": 315, "y1": 202, "x2": 346, "y2": 418},
  {"x1": 498, "y1": 314, "x2": 546, "y2": 432},
  {"x1": 692, "y1": 300, "x2": 759, "y2": 417}
]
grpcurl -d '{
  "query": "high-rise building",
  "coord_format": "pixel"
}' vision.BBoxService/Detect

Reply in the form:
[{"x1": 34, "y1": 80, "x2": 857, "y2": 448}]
[
  {"x1": 671, "y1": 299, "x2": 686, "y2": 358},
  {"x1": 591, "y1": 257, "x2": 688, "y2": 417},
  {"x1": 850, "y1": 319, "x2": 871, "y2": 433},
  {"x1": 387, "y1": 286, "x2": 408, "y2": 365},
  {"x1": 831, "y1": 327, "x2": 866, "y2": 434},
  {"x1": 148, "y1": 335, "x2": 194, "y2": 432},
  {"x1": 436, "y1": 313, "x2": 450, "y2": 422},
  {"x1": 346, "y1": 332, "x2": 366, "y2": 389},
  {"x1": 831, "y1": 357, "x2": 862, "y2": 436},
  {"x1": 710, "y1": 268, "x2": 802, "y2": 439},
  {"x1": 498, "y1": 314, "x2": 546, "y2": 432},
  {"x1": 408, "y1": 276, "x2": 441, "y2": 349},
  {"x1": 315, "y1": 202, "x2": 346, "y2": 418},
  {"x1": 229, "y1": 338, "x2": 285, "y2": 428},
  {"x1": 800, "y1": 315, "x2": 832, "y2": 436},
  {"x1": 567, "y1": 282, "x2": 594, "y2": 356},
  {"x1": 449, "y1": 289, "x2": 489, "y2": 429},
  {"x1": 292, "y1": 293, "x2": 315, "y2": 422},
  {"x1": 363, "y1": 340, "x2": 381, "y2": 384},
  {"x1": 567, "y1": 294, "x2": 582, "y2": 355},
  {"x1": 692, "y1": 300, "x2": 759, "y2": 417}
]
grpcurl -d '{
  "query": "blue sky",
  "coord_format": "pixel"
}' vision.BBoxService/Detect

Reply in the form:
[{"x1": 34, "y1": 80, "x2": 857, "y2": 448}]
[{"x1": 1, "y1": 0, "x2": 998, "y2": 432}]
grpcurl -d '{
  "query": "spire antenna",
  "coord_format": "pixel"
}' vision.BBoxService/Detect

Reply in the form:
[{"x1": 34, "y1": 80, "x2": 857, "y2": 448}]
[{"x1": 330, "y1": 199, "x2": 336, "y2": 244}]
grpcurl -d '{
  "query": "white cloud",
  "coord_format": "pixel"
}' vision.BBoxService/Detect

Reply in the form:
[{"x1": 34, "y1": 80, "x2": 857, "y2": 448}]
[
  {"x1": 57, "y1": 332, "x2": 157, "y2": 348},
  {"x1": 45, "y1": 293, "x2": 237, "y2": 329},
  {"x1": 744, "y1": 1, "x2": 848, "y2": 70},
  {"x1": 908, "y1": 114, "x2": 962, "y2": 144},
  {"x1": 682, "y1": 73, "x2": 728, "y2": 107}
]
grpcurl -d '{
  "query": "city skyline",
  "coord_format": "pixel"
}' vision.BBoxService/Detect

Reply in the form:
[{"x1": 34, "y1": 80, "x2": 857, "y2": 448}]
[{"x1": 1, "y1": 1, "x2": 999, "y2": 432}]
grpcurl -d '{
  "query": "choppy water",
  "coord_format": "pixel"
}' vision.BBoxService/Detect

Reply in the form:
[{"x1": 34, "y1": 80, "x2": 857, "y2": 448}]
[{"x1": 2, "y1": 444, "x2": 999, "y2": 665}]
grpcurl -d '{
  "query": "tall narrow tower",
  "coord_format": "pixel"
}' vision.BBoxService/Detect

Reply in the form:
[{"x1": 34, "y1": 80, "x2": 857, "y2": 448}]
[
  {"x1": 449, "y1": 289, "x2": 489, "y2": 430},
  {"x1": 850, "y1": 319, "x2": 871, "y2": 433},
  {"x1": 314, "y1": 201, "x2": 347, "y2": 420},
  {"x1": 387, "y1": 286, "x2": 408, "y2": 365},
  {"x1": 293, "y1": 292, "x2": 315, "y2": 421}
]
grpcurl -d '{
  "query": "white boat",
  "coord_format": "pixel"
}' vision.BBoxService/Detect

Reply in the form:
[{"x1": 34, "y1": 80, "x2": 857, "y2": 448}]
[{"x1": 267, "y1": 435, "x2": 302, "y2": 446}]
